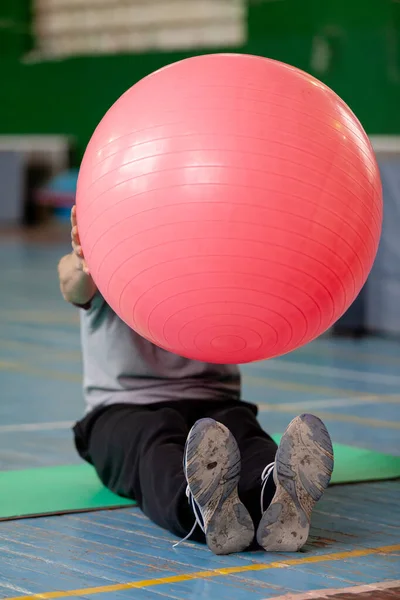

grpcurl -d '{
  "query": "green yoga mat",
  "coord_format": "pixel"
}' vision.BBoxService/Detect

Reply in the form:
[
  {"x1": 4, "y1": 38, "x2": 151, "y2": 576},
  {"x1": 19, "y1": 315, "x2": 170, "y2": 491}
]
[{"x1": 1, "y1": 440, "x2": 400, "y2": 521}]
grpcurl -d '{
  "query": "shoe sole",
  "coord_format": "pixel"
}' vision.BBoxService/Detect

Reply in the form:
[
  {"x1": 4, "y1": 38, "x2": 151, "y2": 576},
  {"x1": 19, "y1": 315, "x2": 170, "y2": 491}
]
[
  {"x1": 256, "y1": 413, "x2": 334, "y2": 552},
  {"x1": 185, "y1": 418, "x2": 254, "y2": 555}
]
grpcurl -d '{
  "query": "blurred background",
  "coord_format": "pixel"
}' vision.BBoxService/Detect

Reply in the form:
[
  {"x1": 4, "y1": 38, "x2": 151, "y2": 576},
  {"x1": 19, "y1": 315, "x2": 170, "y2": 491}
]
[{"x1": 1, "y1": 0, "x2": 400, "y2": 335}]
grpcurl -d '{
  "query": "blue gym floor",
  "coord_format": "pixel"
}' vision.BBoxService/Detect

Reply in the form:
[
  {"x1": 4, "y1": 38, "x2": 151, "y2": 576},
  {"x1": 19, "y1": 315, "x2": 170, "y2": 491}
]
[{"x1": 0, "y1": 230, "x2": 399, "y2": 600}]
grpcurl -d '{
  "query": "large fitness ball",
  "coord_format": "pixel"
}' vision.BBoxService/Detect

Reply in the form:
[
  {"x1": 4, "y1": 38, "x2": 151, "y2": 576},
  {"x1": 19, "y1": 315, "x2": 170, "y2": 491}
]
[{"x1": 76, "y1": 53, "x2": 382, "y2": 364}]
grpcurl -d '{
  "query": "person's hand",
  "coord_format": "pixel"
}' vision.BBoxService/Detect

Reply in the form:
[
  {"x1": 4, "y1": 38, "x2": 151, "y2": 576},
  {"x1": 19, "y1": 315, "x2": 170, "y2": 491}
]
[{"x1": 71, "y1": 206, "x2": 90, "y2": 275}]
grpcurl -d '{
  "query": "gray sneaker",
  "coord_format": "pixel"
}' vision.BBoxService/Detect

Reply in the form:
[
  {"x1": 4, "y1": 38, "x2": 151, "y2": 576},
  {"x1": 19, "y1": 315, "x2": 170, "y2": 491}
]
[
  {"x1": 257, "y1": 413, "x2": 334, "y2": 552},
  {"x1": 182, "y1": 418, "x2": 255, "y2": 555}
]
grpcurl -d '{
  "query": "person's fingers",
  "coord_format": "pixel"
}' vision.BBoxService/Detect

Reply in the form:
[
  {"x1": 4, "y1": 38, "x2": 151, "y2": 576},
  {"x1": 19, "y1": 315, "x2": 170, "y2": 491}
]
[
  {"x1": 71, "y1": 205, "x2": 77, "y2": 228},
  {"x1": 71, "y1": 226, "x2": 80, "y2": 245},
  {"x1": 72, "y1": 240, "x2": 83, "y2": 258}
]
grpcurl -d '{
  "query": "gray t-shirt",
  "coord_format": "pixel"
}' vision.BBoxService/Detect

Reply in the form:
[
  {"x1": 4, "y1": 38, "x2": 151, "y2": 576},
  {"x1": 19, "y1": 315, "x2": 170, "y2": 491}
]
[{"x1": 80, "y1": 293, "x2": 241, "y2": 413}]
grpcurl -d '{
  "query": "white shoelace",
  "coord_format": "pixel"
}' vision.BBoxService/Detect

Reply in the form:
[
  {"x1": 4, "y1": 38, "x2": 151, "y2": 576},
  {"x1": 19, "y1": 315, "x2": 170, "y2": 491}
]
[
  {"x1": 260, "y1": 462, "x2": 275, "y2": 513},
  {"x1": 174, "y1": 461, "x2": 276, "y2": 548},
  {"x1": 173, "y1": 486, "x2": 205, "y2": 548}
]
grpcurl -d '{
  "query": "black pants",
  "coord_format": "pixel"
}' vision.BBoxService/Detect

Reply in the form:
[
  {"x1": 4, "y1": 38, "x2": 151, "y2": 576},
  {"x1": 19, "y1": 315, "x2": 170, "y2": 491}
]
[{"x1": 73, "y1": 399, "x2": 278, "y2": 541}]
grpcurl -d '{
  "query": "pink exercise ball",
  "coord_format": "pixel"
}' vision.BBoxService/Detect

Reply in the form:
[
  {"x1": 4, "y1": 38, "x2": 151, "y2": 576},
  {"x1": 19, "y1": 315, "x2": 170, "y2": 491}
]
[{"x1": 76, "y1": 53, "x2": 382, "y2": 364}]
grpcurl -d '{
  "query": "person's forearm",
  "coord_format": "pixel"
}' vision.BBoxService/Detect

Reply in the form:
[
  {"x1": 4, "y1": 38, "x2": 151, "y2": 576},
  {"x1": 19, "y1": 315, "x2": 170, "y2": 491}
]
[{"x1": 58, "y1": 253, "x2": 97, "y2": 305}]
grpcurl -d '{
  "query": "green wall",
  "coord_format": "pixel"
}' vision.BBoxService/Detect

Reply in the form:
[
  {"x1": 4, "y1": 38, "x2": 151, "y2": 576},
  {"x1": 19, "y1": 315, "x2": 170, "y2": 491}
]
[{"x1": 1, "y1": 0, "x2": 399, "y2": 161}]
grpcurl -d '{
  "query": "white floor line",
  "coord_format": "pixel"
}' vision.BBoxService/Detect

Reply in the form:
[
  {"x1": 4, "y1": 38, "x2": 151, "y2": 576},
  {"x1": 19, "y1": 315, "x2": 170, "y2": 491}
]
[
  {"x1": 0, "y1": 421, "x2": 73, "y2": 433},
  {"x1": 248, "y1": 359, "x2": 400, "y2": 386},
  {"x1": 0, "y1": 583, "x2": 34, "y2": 596}
]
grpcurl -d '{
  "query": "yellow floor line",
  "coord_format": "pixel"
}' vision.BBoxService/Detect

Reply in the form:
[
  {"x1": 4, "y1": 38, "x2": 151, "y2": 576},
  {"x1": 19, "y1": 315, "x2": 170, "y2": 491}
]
[
  {"x1": 0, "y1": 310, "x2": 79, "y2": 325},
  {"x1": 259, "y1": 395, "x2": 398, "y2": 410},
  {"x1": 243, "y1": 374, "x2": 400, "y2": 401},
  {"x1": 299, "y1": 343, "x2": 400, "y2": 367},
  {"x1": 2, "y1": 341, "x2": 400, "y2": 406},
  {"x1": 257, "y1": 403, "x2": 400, "y2": 430},
  {"x1": 0, "y1": 362, "x2": 397, "y2": 429},
  {"x1": 0, "y1": 360, "x2": 388, "y2": 399},
  {"x1": 0, "y1": 361, "x2": 81, "y2": 383},
  {"x1": 1, "y1": 353, "x2": 400, "y2": 407},
  {"x1": 5, "y1": 544, "x2": 400, "y2": 600},
  {"x1": 0, "y1": 339, "x2": 82, "y2": 361}
]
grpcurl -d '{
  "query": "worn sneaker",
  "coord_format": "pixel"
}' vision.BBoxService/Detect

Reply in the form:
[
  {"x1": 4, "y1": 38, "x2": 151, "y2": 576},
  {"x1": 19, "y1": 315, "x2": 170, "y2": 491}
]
[
  {"x1": 181, "y1": 418, "x2": 254, "y2": 555},
  {"x1": 257, "y1": 413, "x2": 334, "y2": 552}
]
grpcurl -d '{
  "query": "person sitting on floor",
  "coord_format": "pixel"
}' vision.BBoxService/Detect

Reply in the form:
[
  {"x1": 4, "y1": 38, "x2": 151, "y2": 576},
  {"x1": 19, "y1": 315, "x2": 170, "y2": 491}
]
[{"x1": 57, "y1": 205, "x2": 334, "y2": 555}]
